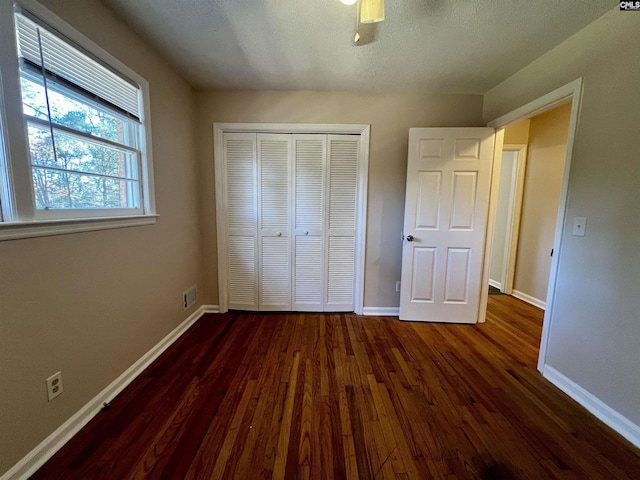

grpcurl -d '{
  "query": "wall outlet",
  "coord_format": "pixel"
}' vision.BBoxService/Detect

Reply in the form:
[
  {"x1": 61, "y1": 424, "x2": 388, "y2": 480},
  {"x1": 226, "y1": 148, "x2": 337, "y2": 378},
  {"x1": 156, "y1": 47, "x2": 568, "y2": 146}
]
[
  {"x1": 572, "y1": 216, "x2": 587, "y2": 236},
  {"x1": 46, "y1": 371, "x2": 63, "y2": 402},
  {"x1": 183, "y1": 285, "x2": 197, "y2": 310},
  {"x1": 396, "y1": 281, "x2": 401, "y2": 292}
]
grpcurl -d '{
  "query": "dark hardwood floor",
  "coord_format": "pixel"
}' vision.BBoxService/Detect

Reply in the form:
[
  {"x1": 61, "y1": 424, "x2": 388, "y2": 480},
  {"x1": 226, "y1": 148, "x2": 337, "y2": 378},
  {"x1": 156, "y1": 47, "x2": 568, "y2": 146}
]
[{"x1": 32, "y1": 295, "x2": 640, "y2": 479}]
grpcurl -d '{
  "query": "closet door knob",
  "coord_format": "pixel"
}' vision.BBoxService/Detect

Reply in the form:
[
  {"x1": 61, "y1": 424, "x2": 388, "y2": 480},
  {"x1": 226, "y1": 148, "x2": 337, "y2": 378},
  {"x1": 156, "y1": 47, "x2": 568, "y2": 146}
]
[
  {"x1": 276, "y1": 231, "x2": 282, "y2": 237},
  {"x1": 304, "y1": 230, "x2": 309, "y2": 235}
]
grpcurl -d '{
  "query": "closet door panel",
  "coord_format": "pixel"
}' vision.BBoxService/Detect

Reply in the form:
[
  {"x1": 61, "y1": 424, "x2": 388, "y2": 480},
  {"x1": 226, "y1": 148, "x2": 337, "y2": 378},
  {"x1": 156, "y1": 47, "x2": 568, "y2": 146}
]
[
  {"x1": 292, "y1": 135, "x2": 326, "y2": 311},
  {"x1": 228, "y1": 236, "x2": 258, "y2": 308},
  {"x1": 326, "y1": 236, "x2": 355, "y2": 310},
  {"x1": 224, "y1": 133, "x2": 258, "y2": 310},
  {"x1": 258, "y1": 134, "x2": 291, "y2": 310},
  {"x1": 327, "y1": 137, "x2": 358, "y2": 231},
  {"x1": 260, "y1": 236, "x2": 290, "y2": 308},
  {"x1": 293, "y1": 236, "x2": 323, "y2": 310},
  {"x1": 324, "y1": 135, "x2": 359, "y2": 311},
  {"x1": 294, "y1": 136, "x2": 325, "y2": 233},
  {"x1": 259, "y1": 135, "x2": 290, "y2": 232}
]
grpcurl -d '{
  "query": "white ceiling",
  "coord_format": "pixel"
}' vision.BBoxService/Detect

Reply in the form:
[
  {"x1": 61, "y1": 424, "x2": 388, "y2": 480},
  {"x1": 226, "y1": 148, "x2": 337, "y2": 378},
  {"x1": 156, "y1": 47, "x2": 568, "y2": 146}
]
[{"x1": 100, "y1": 0, "x2": 616, "y2": 94}]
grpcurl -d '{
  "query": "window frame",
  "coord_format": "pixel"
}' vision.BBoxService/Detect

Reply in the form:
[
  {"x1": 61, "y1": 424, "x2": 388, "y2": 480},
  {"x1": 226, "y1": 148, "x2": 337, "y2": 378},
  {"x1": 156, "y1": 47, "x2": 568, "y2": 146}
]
[{"x1": 0, "y1": 0, "x2": 157, "y2": 241}]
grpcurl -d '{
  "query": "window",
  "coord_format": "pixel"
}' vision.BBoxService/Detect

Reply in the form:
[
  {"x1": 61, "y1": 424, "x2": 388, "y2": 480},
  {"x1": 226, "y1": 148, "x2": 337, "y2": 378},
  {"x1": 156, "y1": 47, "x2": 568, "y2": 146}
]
[{"x1": 0, "y1": 4, "x2": 155, "y2": 239}]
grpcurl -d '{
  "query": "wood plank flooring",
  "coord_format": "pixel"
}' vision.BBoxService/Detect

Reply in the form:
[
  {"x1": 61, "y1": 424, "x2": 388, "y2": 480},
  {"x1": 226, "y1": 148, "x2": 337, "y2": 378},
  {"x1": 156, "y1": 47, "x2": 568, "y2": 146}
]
[{"x1": 32, "y1": 295, "x2": 640, "y2": 479}]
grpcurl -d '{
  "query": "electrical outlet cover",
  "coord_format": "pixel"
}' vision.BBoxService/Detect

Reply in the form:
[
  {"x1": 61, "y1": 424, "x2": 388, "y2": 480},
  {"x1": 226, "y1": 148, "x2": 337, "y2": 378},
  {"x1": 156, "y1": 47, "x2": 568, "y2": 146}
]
[
  {"x1": 572, "y1": 216, "x2": 587, "y2": 236},
  {"x1": 46, "y1": 371, "x2": 63, "y2": 401}
]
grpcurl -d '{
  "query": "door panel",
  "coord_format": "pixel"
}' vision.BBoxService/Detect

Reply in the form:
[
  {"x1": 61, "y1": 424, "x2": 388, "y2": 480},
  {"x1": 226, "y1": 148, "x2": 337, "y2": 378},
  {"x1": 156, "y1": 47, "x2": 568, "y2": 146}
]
[
  {"x1": 400, "y1": 128, "x2": 494, "y2": 323},
  {"x1": 410, "y1": 247, "x2": 436, "y2": 302},
  {"x1": 260, "y1": 236, "x2": 290, "y2": 308},
  {"x1": 258, "y1": 134, "x2": 291, "y2": 310},
  {"x1": 294, "y1": 136, "x2": 325, "y2": 231},
  {"x1": 259, "y1": 135, "x2": 290, "y2": 231},
  {"x1": 327, "y1": 137, "x2": 358, "y2": 230},
  {"x1": 444, "y1": 247, "x2": 471, "y2": 303},
  {"x1": 228, "y1": 235, "x2": 258, "y2": 309},
  {"x1": 293, "y1": 235, "x2": 323, "y2": 310},
  {"x1": 324, "y1": 135, "x2": 358, "y2": 311},
  {"x1": 224, "y1": 133, "x2": 258, "y2": 310},
  {"x1": 450, "y1": 172, "x2": 478, "y2": 229},
  {"x1": 292, "y1": 135, "x2": 326, "y2": 311},
  {"x1": 416, "y1": 171, "x2": 441, "y2": 229},
  {"x1": 325, "y1": 236, "x2": 355, "y2": 310},
  {"x1": 225, "y1": 135, "x2": 257, "y2": 230}
]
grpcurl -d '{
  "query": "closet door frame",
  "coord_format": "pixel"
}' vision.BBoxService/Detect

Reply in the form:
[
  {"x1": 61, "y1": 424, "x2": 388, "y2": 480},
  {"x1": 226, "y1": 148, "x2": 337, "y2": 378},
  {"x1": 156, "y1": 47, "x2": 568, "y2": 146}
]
[{"x1": 214, "y1": 123, "x2": 370, "y2": 314}]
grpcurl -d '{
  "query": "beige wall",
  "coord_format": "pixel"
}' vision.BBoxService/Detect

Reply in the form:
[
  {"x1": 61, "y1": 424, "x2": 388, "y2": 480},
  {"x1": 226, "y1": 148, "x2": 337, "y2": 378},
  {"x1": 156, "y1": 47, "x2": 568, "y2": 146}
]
[
  {"x1": 503, "y1": 119, "x2": 530, "y2": 145},
  {"x1": 195, "y1": 90, "x2": 484, "y2": 308},
  {"x1": 484, "y1": 7, "x2": 640, "y2": 428},
  {"x1": 0, "y1": 0, "x2": 202, "y2": 475},
  {"x1": 513, "y1": 104, "x2": 570, "y2": 302}
]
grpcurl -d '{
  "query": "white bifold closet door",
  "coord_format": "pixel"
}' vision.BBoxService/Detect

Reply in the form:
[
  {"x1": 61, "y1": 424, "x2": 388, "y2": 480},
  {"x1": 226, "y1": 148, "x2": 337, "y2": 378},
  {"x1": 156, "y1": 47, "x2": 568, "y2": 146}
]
[
  {"x1": 222, "y1": 132, "x2": 359, "y2": 312},
  {"x1": 258, "y1": 134, "x2": 292, "y2": 310},
  {"x1": 292, "y1": 135, "x2": 358, "y2": 311},
  {"x1": 224, "y1": 132, "x2": 259, "y2": 310}
]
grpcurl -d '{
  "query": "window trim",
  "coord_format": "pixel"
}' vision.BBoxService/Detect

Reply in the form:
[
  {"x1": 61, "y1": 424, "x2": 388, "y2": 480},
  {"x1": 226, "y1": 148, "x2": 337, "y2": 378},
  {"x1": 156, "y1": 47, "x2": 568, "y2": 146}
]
[
  {"x1": 0, "y1": 214, "x2": 159, "y2": 241},
  {"x1": 0, "y1": 0, "x2": 157, "y2": 241},
  {"x1": 0, "y1": 72, "x2": 14, "y2": 222}
]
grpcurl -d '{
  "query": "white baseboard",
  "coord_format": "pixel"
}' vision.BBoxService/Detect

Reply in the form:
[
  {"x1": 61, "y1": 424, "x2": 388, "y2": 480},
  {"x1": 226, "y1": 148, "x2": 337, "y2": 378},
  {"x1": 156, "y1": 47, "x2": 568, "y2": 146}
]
[
  {"x1": 201, "y1": 304, "x2": 220, "y2": 314},
  {"x1": 362, "y1": 307, "x2": 400, "y2": 317},
  {"x1": 543, "y1": 365, "x2": 640, "y2": 449},
  {"x1": 512, "y1": 289, "x2": 546, "y2": 310},
  {"x1": 488, "y1": 279, "x2": 502, "y2": 290},
  {"x1": 1, "y1": 304, "x2": 219, "y2": 480}
]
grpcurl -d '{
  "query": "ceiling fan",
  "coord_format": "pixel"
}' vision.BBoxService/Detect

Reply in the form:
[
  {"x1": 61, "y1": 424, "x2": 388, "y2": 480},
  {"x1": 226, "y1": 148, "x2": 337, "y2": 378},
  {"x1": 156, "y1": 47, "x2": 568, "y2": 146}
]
[{"x1": 338, "y1": 0, "x2": 384, "y2": 44}]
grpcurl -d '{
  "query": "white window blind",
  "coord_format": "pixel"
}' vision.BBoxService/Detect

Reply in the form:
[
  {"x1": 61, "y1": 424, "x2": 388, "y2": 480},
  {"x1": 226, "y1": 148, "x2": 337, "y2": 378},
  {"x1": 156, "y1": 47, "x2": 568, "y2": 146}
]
[{"x1": 14, "y1": 11, "x2": 140, "y2": 120}]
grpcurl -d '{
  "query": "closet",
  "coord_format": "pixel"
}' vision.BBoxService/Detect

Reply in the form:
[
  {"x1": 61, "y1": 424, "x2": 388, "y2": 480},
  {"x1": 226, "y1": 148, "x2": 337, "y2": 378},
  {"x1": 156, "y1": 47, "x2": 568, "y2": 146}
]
[{"x1": 216, "y1": 128, "x2": 367, "y2": 313}]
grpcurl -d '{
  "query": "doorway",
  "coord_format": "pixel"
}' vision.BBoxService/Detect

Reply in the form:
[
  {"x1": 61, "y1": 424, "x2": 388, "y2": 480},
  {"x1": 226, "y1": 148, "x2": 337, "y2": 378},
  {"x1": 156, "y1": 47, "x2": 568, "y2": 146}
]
[
  {"x1": 488, "y1": 101, "x2": 572, "y2": 309},
  {"x1": 481, "y1": 79, "x2": 582, "y2": 371}
]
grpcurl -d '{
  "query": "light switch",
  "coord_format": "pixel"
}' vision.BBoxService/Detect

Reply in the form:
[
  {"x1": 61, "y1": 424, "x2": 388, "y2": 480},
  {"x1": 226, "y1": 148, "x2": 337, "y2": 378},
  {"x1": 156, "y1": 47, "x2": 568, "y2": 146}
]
[{"x1": 572, "y1": 217, "x2": 587, "y2": 236}]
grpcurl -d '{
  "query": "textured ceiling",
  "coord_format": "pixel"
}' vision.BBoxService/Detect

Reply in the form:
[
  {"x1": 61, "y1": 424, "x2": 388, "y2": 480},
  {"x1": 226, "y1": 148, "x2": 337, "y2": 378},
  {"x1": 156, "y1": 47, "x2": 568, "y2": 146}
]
[{"x1": 100, "y1": 0, "x2": 616, "y2": 94}]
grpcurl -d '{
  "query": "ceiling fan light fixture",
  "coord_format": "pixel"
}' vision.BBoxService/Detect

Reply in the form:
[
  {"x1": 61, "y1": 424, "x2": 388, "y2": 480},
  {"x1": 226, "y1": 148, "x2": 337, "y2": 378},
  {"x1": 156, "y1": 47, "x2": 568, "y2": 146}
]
[
  {"x1": 340, "y1": 0, "x2": 357, "y2": 5},
  {"x1": 360, "y1": 0, "x2": 384, "y2": 23}
]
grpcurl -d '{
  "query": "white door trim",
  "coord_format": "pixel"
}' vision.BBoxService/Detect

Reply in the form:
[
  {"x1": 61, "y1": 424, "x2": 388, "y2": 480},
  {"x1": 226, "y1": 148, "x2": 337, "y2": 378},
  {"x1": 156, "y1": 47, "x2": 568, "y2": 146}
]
[
  {"x1": 213, "y1": 123, "x2": 370, "y2": 315},
  {"x1": 483, "y1": 78, "x2": 584, "y2": 372},
  {"x1": 500, "y1": 144, "x2": 528, "y2": 295}
]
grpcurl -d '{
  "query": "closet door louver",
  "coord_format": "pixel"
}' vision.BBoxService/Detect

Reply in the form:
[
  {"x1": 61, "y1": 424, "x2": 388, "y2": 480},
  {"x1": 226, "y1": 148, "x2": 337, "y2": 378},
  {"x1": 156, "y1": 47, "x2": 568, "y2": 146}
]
[
  {"x1": 258, "y1": 134, "x2": 292, "y2": 310},
  {"x1": 292, "y1": 135, "x2": 327, "y2": 311},
  {"x1": 224, "y1": 133, "x2": 258, "y2": 310},
  {"x1": 324, "y1": 135, "x2": 359, "y2": 311}
]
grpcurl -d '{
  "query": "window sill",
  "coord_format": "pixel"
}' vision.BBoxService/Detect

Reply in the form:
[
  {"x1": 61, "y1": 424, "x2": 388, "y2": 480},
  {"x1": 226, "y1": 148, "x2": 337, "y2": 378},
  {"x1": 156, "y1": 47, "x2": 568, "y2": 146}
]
[{"x1": 0, "y1": 214, "x2": 158, "y2": 241}]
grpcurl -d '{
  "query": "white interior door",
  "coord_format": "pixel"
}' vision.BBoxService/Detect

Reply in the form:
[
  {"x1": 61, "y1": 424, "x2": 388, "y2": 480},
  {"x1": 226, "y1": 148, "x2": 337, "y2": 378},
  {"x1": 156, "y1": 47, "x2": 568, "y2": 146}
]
[{"x1": 399, "y1": 128, "x2": 495, "y2": 323}]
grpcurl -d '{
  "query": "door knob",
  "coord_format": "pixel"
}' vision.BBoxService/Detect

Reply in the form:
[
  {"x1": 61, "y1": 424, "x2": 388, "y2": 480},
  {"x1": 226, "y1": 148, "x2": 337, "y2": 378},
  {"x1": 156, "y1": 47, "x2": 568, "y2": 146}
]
[
  {"x1": 304, "y1": 230, "x2": 309, "y2": 235},
  {"x1": 276, "y1": 231, "x2": 282, "y2": 237},
  {"x1": 406, "y1": 235, "x2": 414, "y2": 242}
]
